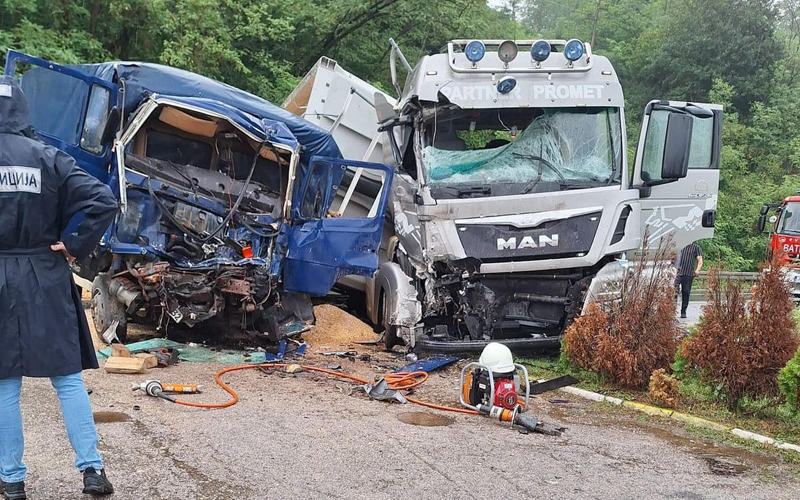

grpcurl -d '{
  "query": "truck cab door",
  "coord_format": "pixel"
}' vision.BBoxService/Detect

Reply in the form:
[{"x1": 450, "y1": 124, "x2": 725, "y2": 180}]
[
  {"x1": 284, "y1": 156, "x2": 394, "y2": 296},
  {"x1": 3, "y1": 50, "x2": 120, "y2": 182},
  {"x1": 633, "y1": 100, "x2": 722, "y2": 253}
]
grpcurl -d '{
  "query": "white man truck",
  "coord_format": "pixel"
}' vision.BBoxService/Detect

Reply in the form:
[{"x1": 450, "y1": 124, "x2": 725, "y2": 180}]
[{"x1": 284, "y1": 39, "x2": 721, "y2": 353}]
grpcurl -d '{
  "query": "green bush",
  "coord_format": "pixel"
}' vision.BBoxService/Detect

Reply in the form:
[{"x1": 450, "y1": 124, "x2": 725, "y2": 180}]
[
  {"x1": 671, "y1": 349, "x2": 689, "y2": 380},
  {"x1": 779, "y1": 347, "x2": 800, "y2": 413}
]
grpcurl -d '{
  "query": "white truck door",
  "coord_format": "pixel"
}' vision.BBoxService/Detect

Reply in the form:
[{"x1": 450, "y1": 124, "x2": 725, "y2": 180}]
[{"x1": 633, "y1": 100, "x2": 723, "y2": 253}]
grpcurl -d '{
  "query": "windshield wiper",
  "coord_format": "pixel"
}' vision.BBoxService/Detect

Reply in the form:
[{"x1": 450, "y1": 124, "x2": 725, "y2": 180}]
[
  {"x1": 513, "y1": 153, "x2": 565, "y2": 194},
  {"x1": 455, "y1": 186, "x2": 491, "y2": 197},
  {"x1": 440, "y1": 185, "x2": 492, "y2": 198},
  {"x1": 558, "y1": 179, "x2": 608, "y2": 190}
]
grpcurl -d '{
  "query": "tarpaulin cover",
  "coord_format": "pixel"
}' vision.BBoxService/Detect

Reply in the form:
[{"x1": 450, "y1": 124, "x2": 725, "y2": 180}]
[{"x1": 72, "y1": 61, "x2": 342, "y2": 163}]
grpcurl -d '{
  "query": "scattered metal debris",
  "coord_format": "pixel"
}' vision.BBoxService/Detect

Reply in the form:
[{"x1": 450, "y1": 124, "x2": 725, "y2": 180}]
[
  {"x1": 529, "y1": 375, "x2": 579, "y2": 395},
  {"x1": 362, "y1": 378, "x2": 407, "y2": 404}
]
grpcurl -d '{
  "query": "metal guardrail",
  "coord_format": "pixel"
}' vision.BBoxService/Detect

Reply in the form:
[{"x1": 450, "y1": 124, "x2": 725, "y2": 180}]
[
  {"x1": 690, "y1": 271, "x2": 759, "y2": 300},
  {"x1": 696, "y1": 271, "x2": 759, "y2": 281}
]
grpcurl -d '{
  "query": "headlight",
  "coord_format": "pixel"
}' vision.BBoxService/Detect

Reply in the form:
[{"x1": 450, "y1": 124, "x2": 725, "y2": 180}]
[
  {"x1": 465, "y1": 40, "x2": 486, "y2": 63},
  {"x1": 497, "y1": 40, "x2": 518, "y2": 64},
  {"x1": 497, "y1": 76, "x2": 517, "y2": 94},
  {"x1": 531, "y1": 40, "x2": 551, "y2": 62},
  {"x1": 564, "y1": 39, "x2": 585, "y2": 61}
]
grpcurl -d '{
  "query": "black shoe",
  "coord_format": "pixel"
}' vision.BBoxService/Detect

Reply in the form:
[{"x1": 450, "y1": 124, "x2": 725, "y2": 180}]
[
  {"x1": 82, "y1": 468, "x2": 114, "y2": 496},
  {"x1": 1, "y1": 480, "x2": 27, "y2": 500},
  {"x1": 680, "y1": 313, "x2": 687, "y2": 319}
]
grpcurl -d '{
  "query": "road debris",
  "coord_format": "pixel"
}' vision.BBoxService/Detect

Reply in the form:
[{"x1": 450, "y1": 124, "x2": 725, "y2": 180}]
[
  {"x1": 133, "y1": 353, "x2": 159, "y2": 369},
  {"x1": 395, "y1": 356, "x2": 458, "y2": 374},
  {"x1": 304, "y1": 305, "x2": 378, "y2": 348},
  {"x1": 363, "y1": 378, "x2": 408, "y2": 404},
  {"x1": 110, "y1": 343, "x2": 132, "y2": 358},
  {"x1": 528, "y1": 375, "x2": 578, "y2": 395},
  {"x1": 322, "y1": 351, "x2": 358, "y2": 359},
  {"x1": 104, "y1": 356, "x2": 147, "y2": 374}
]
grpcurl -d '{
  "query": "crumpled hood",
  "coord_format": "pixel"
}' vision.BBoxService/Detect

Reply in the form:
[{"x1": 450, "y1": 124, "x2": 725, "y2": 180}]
[{"x1": 0, "y1": 76, "x2": 33, "y2": 136}]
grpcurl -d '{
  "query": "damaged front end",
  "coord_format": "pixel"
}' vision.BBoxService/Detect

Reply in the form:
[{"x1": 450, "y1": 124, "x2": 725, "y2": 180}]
[
  {"x1": 90, "y1": 98, "x2": 314, "y2": 343},
  {"x1": 413, "y1": 260, "x2": 598, "y2": 353},
  {"x1": 98, "y1": 262, "x2": 314, "y2": 342}
]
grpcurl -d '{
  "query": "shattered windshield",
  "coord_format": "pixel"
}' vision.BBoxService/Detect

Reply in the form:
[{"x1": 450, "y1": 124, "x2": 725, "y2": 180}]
[{"x1": 421, "y1": 107, "x2": 622, "y2": 197}]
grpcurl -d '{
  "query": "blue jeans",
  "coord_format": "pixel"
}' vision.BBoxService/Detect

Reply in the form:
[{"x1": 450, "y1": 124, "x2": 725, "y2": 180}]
[{"x1": 0, "y1": 372, "x2": 103, "y2": 483}]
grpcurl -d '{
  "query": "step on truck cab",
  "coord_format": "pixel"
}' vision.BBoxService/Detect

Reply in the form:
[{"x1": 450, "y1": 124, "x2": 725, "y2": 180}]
[
  {"x1": 293, "y1": 38, "x2": 722, "y2": 354},
  {"x1": 4, "y1": 50, "x2": 393, "y2": 343}
]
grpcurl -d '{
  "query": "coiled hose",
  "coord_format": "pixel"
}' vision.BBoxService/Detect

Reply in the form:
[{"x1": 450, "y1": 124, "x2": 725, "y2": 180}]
[{"x1": 170, "y1": 363, "x2": 480, "y2": 415}]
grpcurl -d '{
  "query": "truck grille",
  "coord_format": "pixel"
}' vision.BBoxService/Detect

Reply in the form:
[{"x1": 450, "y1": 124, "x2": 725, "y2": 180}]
[{"x1": 456, "y1": 211, "x2": 601, "y2": 263}]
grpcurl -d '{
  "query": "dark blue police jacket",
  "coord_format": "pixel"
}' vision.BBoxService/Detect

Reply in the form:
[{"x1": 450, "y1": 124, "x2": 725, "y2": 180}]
[{"x1": 0, "y1": 76, "x2": 117, "y2": 378}]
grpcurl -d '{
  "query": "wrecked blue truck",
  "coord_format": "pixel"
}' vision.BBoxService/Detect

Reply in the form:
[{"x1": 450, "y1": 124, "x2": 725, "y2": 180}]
[{"x1": 3, "y1": 50, "x2": 393, "y2": 343}]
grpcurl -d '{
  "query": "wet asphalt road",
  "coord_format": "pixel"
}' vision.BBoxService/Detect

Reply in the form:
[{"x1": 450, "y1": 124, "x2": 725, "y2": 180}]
[
  {"x1": 14, "y1": 354, "x2": 800, "y2": 500},
  {"x1": 680, "y1": 301, "x2": 704, "y2": 326}
]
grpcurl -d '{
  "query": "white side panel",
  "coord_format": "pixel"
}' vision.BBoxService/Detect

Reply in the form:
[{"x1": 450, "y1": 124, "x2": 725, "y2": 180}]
[{"x1": 282, "y1": 57, "x2": 396, "y2": 165}]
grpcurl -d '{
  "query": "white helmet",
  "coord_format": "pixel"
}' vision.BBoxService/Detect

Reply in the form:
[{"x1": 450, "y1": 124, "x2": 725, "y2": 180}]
[{"x1": 478, "y1": 342, "x2": 515, "y2": 374}]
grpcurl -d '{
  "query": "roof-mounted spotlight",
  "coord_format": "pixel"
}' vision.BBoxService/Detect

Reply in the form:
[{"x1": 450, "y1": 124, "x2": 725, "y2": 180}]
[
  {"x1": 465, "y1": 40, "x2": 486, "y2": 64},
  {"x1": 497, "y1": 76, "x2": 517, "y2": 94},
  {"x1": 564, "y1": 39, "x2": 585, "y2": 62},
  {"x1": 497, "y1": 40, "x2": 519, "y2": 64},
  {"x1": 530, "y1": 40, "x2": 551, "y2": 62}
]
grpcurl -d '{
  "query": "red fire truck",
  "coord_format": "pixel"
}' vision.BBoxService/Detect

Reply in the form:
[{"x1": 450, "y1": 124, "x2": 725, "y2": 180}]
[{"x1": 760, "y1": 194, "x2": 800, "y2": 299}]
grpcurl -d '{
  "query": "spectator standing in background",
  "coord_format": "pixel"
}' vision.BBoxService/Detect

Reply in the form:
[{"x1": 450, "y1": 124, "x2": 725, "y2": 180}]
[{"x1": 674, "y1": 242, "x2": 704, "y2": 319}]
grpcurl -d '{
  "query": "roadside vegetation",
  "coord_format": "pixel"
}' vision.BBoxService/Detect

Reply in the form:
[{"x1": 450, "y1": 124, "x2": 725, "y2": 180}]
[
  {"x1": 535, "y1": 252, "x2": 800, "y2": 461},
  {"x1": 562, "y1": 237, "x2": 678, "y2": 388}
]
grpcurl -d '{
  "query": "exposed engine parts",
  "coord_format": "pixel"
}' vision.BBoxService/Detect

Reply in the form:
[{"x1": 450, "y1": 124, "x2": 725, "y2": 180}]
[
  {"x1": 410, "y1": 259, "x2": 600, "y2": 349},
  {"x1": 100, "y1": 262, "x2": 314, "y2": 342}
]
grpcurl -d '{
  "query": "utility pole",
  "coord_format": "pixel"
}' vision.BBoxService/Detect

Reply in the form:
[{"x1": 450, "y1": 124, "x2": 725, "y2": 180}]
[{"x1": 590, "y1": 0, "x2": 602, "y2": 48}]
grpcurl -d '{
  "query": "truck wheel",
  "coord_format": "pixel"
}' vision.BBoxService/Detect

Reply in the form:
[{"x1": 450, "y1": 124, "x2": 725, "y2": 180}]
[
  {"x1": 380, "y1": 290, "x2": 403, "y2": 351},
  {"x1": 91, "y1": 275, "x2": 128, "y2": 344}
]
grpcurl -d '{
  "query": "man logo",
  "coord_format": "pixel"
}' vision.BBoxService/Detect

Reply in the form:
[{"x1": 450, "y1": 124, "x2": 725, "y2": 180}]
[{"x1": 497, "y1": 235, "x2": 559, "y2": 251}]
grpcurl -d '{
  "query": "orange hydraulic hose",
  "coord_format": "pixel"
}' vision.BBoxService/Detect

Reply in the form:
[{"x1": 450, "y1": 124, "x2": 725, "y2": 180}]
[{"x1": 171, "y1": 363, "x2": 479, "y2": 415}]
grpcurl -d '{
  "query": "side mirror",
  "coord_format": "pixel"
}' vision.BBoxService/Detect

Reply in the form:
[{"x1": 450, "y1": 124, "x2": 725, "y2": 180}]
[
  {"x1": 101, "y1": 107, "x2": 120, "y2": 145},
  {"x1": 758, "y1": 214, "x2": 767, "y2": 233},
  {"x1": 660, "y1": 113, "x2": 693, "y2": 180}
]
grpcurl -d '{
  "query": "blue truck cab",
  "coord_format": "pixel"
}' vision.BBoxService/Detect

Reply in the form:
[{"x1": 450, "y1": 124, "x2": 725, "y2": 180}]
[{"x1": 4, "y1": 50, "x2": 393, "y2": 343}]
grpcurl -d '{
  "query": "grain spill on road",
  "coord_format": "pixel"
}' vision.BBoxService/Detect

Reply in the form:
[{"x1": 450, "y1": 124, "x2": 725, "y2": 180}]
[{"x1": 304, "y1": 304, "x2": 378, "y2": 347}]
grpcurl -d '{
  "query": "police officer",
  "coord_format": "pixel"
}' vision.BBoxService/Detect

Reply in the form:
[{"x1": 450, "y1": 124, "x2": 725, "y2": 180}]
[{"x1": 0, "y1": 76, "x2": 117, "y2": 498}]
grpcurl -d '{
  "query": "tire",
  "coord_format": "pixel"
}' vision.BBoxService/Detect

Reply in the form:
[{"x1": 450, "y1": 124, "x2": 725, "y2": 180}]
[
  {"x1": 91, "y1": 275, "x2": 128, "y2": 344},
  {"x1": 380, "y1": 289, "x2": 403, "y2": 351}
]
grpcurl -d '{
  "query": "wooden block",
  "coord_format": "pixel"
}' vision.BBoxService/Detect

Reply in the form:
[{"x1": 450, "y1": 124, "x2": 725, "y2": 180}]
[
  {"x1": 111, "y1": 343, "x2": 132, "y2": 358},
  {"x1": 134, "y1": 353, "x2": 158, "y2": 369},
  {"x1": 104, "y1": 356, "x2": 147, "y2": 374}
]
